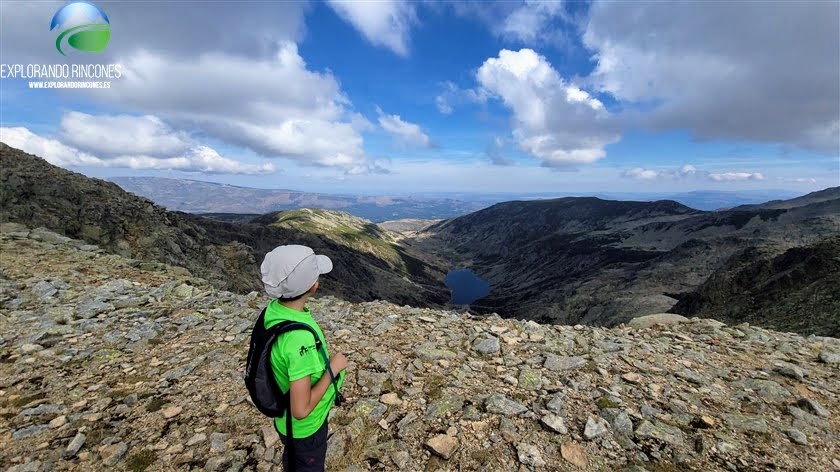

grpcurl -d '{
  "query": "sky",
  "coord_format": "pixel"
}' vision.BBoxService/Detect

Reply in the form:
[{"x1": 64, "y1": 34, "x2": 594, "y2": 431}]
[{"x1": 0, "y1": 0, "x2": 838, "y2": 195}]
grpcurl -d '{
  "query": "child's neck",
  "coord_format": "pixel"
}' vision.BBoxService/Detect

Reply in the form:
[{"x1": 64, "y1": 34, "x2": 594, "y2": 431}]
[{"x1": 279, "y1": 296, "x2": 309, "y2": 313}]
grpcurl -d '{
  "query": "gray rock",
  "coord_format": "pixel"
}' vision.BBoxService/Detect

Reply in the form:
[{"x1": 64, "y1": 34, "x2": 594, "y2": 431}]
[
  {"x1": 186, "y1": 433, "x2": 207, "y2": 446},
  {"x1": 12, "y1": 424, "x2": 49, "y2": 439},
  {"x1": 30, "y1": 227, "x2": 71, "y2": 244},
  {"x1": 546, "y1": 393, "x2": 564, "y2": 412},
  {"x1": 7, "y1": 462, "x2": 41, "y2": 472},
  {"x1": 397, "y1": 412, "x2": 420, "y2": 438},
  {"x1": 99, "y1": 441, "x2": 127, "y2": 466},
  {"x1": 584, "y1": 416, "x2": 610, "y2": 440},
  {"x1": 786, "y1": 406, "x2": 830, "y2": 429},
  {"x1": 730, "y1": 379, "x2": 790, "y2": 403},
  {"x1": 75, "y1": 299, "x2": 114, "y2": 319},
  {"x1": 473, "y1": 336, "x2": 500, "y2": 355},
  {"x1": 204, "y1": 456, "x2": 230, "y2": 471},
  {"x1": 797, "y1": 398, "x2": 830, "y2": 418},
  {"x1": 628, "y1": 313, "x2": 689, "y2": 329},
  {"x1": 516, "y1": 443, "x2": 546, "y2": 468},
  {"x1": 19, "y1": 343, "x2": 44, "y2": 354},
  {"x1": 210, "y1": 432, "x2": 228, "y2": 454},
  {"x1": 416, "y1": 343, "x2": 456, "y2": 361},
  {"x1": 785, "y1": 429, "x2": 808, "y2": 445},
  {"x1": 391, "y1": 450, "x2": 410, "y2": 468},
  {"x1": 601, "y1": 409, "x2": 633, "y2": 437},
  {"x1": 64, "y1": 432, "x2": 86, "y2": 458},
  {"x1": 353, "y1": 400, "x2": 387, "y2": 421},
  {"x1": 20, "y1": 403, "x2": 64, "y2": 416},
  {"x1": 818, "y1": 351, "x2": 840, "y2": 365},
  {"x1": 723, "y1": 414, "x2": 769, "y2": 434},
  {"x1": 426, "y1": 394, "x2": 464, "y2": 419},
  {"x1": 357, "y1": 370, "x2": 388, "y2": 396},
  {"x1": 774, "y1": 362, "x2": 807, "y2": 381},
  {"x1": 371, "y1": 352, "x2": 393, "y2": 370},
  {"x1": 634, "y1": 420, "x2": 684, "y2": 447},
  {"x1": 31, "y1": 281, "x2": 57, "y2": 299},
  {"x1": 544, "y1": 355, "x2": 587, "y2": 372},
  {"x1": 125, "y1": 326, "x2": 158, "y2": 342},
  {"x1": 485, "y1": 394, "x2": 528, "y2": 416},
  {"x1": 540, "y1": 413, "x2": 568, "y2": 434},
  {"x1": 675, "y1": 370, "x2": 705, "y2": 385}
]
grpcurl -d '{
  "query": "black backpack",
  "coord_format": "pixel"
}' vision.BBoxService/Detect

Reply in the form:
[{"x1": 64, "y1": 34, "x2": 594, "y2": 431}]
[{"x1": 244, "y1": 307, "x2": 343, "y2": 420}]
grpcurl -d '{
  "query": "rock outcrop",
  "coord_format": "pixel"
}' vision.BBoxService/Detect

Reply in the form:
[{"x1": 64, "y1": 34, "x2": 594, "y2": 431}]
[{"x1": 1, "y1": 225, "x2": 838, "y2": 471}]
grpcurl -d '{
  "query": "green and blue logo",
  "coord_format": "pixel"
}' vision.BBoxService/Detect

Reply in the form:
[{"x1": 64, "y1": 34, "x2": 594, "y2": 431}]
[{"x1": 50, "y1": 2, "x2": 110, "y2": 56}]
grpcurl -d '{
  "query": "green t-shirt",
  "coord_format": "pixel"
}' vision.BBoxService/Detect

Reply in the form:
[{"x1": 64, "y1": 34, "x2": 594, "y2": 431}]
[{"x1": 264, "y1": 299, "x2": 343, "y2": 438}]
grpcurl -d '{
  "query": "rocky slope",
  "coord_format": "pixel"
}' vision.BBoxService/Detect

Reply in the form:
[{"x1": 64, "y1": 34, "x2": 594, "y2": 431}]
[
  {"x1": 414, "y1": 192, "x2": 840, "y2": 335},
  {"x1": 252, "y1": 209, "x2": 406, "y2": 270},
  {"x1": 673, "y1": 236, "x2": 840, "y2": 337},
  {"x1": 0, "y1": 143, "x2": 448, "y2": 308},
  {"x1": 1, "y1": 225, "x2": 838, "y2": 472}
]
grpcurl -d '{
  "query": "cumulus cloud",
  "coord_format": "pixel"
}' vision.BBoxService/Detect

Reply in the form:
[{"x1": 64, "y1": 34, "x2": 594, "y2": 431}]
[
  {"x1": 500, "y1": 0, "x2": 571, "y2": 45},
  {"x1": 486, "y1": 136, "x2": 514, "y2": 166},
  {"x1": 1, "y1": 127, "x2": 274, "y2": 175},
  {"x1": 326, "y1": 0, "x2": 417, "y2": 56},
  {"x1": 60, "y1": 112, "x2": 191, "y2": 157},
  {"x1": 434, "y1": 81, "x2": 488, "y2": 115},
  {"x1": 476, "y1": 48, "x2": 620, "y2": 167},
  {"x1": 376, "y1": 107, "x2": 431, "y2": 147},
  {"x1": 102, "y1": 43, "x2": 377, "y2": 174},
  {"x1": 622, "y1": 164, "x2": 764, "y2": 182},
  {"x1": 583, "y1": 1, "x2": 840, "y2": 153}
]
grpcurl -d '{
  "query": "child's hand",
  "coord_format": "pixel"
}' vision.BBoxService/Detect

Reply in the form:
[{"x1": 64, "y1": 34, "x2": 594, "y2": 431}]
[{"x1": 330, "y1": 352, "x2": 348, "y2": 373}]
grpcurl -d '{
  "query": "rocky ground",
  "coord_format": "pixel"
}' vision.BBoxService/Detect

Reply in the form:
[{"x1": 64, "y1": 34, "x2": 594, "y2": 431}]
[{"x1": 1, "y1": 223, "x2": 838, "y2": 472}]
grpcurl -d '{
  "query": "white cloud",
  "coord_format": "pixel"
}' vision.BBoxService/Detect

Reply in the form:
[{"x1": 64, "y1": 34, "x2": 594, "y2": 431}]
[
  {"x1": 501, "y1": 0, "x2": 569, "y2": 45},
  {"x1": 60, "y1": 112, "x2": 191, "y2": 157},
  {"x1": 583, "y1": 1, "x2": 840, "y2": 153},
  {"x1": 376, "y1": 107, "x2": 431, "y2": 147},
  {"x1": 1, "y1": 127, "x2": 100, "y2": 167},
  {"x1": 434, "y1": 81, "x2": 488, "y2": 115},
  {"x1": 1, "y1": 127, "x2": 274, "y2": 175},
  {"x1": 104, "y1": 43, "x2": 376, "y2": 173},
  {"x1": 326, "y1": 0, "x2": 416, "y2": 56},
  {"x1": 476, "y1": 48, "x2": 620, "y2": 167},
  {"x1": 622, "y1": 164, "x2": 764, "y2": 182},
  {"x1": 708, "y1": 172, "x2": 765, "y2": 182}
]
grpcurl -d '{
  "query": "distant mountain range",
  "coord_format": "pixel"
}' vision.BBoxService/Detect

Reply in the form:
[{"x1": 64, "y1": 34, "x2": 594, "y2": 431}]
[
  {"x1": 108, "y1": 176, "x2": 806, "y2": 222},
  {"x1": 108, "y1": 176, "x2": 487, "y2": 222}
]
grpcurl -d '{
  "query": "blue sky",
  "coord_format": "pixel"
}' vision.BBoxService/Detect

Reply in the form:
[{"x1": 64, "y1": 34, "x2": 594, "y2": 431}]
[{"x1": 1, "y1": 0, "x2": 838, "y2": 195}]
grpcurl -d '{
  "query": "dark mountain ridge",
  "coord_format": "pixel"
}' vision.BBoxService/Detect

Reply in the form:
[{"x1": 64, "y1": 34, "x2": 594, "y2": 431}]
[
  {"x1": 415, "y1": 189, "x2": 840, "y2": 335},
  {"x1": 0, "y1": 143, "x2": 448, "y2": 307}
]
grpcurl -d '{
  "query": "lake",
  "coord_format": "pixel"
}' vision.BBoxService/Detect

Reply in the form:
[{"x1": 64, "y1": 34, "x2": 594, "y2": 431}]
[{"x1": 444, "y1": 268, "x2": 490, "y2": 305}]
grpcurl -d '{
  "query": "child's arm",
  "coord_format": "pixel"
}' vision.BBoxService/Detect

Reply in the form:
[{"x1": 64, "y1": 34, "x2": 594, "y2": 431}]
[{"x1": 289, "y1": 353, "x2": 347, "y2": 420}]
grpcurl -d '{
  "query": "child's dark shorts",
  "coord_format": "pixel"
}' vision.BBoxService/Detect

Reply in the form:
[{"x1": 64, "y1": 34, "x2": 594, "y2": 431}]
[{"x1": 276, "y1": 420, "x2": 328, "y2": 472}]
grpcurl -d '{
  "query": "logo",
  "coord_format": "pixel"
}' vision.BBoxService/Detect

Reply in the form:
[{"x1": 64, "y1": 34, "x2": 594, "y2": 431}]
[
  {"x1": 50, "y1": 2, "x2": 111, "y2": 56},
  {"x1": 299, "y1": 344, "x2": 316, "y2": 357}
]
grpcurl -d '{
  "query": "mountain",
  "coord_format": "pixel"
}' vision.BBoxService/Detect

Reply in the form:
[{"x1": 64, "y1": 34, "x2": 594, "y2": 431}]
[
  {"x1": 251, "y1": 208, "x2": 444, "y2": 279},
  {"x1": 108, "y1": 176, "x2": 487, "y2": 222},
  {"x1": 672, "y1": 236, "x2": 840, "y2": 337},
  {"x1": 0, "y1": 143, "x2": 448, "y2": 307},
  {"x1": 2, "y1": 225, "x2": 838, "y2": 471},
  {"x1": 414, "y1": 192, "x2": 840, "y2": 335}
]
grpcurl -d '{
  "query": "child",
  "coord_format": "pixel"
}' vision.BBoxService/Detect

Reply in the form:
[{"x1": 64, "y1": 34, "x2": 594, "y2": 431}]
[{"x1": 260, "y1": 245, "x2": 347, "y2": 472}]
